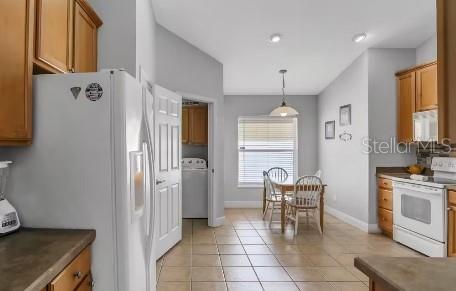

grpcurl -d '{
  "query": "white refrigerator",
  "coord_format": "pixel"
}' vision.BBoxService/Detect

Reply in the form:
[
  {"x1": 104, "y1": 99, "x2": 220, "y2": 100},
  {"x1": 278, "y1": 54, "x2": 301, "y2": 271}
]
[{"x1": 1, "y1": 70, "x2": 156, "y2": 291}]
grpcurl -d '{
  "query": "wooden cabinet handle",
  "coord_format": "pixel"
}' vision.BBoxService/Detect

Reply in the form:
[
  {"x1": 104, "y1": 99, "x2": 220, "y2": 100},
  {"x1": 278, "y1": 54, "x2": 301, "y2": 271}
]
[{"x1": 74, "y1": 271, "x2": 83, "y2": 279}]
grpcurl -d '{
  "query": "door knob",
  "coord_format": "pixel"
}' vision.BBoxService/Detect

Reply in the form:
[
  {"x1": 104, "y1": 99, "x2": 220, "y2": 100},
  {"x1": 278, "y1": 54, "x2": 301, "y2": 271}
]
[{"x1": 156, "y1": 180, "x2": 166, "y2": 185}]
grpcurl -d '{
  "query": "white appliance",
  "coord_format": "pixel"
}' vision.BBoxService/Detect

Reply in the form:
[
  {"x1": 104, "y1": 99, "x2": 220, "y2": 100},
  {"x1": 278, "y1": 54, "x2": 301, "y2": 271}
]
[
  {"x1": 413, "y1": 109, "x2": 438, "y2": 142},
  {"x1": 392, "y1": 157, "x2": 456, "y2": 257},
  {"x1": 1, "y1": 71, "x2": 156, "y2": 291},
  {"x1": 0, "y1": 161, "x2": 20, "y2": 235},
  {"x1": 182, "y1": 158, "x2": 208, "y2": 218}
]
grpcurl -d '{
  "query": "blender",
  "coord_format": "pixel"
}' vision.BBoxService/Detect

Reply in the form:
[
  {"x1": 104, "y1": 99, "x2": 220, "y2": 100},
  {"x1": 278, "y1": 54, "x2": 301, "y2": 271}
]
[{"x1": 0, "y1": 161, "x2": 20, "y2": 235}]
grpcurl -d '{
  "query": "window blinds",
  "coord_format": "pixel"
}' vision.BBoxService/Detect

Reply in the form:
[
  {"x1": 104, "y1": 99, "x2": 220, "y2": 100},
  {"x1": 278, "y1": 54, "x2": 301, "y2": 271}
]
[{"x1": 238, "y1": 117, "x2": 297, "y2": 186}]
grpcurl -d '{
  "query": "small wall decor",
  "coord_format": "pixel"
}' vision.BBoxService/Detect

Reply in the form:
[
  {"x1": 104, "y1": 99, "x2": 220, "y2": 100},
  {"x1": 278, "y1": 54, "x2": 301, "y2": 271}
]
[
  {"x1": 339, "y1": 131, "x2": 353, "y2": 142},
  {"x1": 339, "y1": 104, "x2": 351, "y2": 126},
  {"x1": 325, "y1": 121, "x2": 336, "y2": 139}
]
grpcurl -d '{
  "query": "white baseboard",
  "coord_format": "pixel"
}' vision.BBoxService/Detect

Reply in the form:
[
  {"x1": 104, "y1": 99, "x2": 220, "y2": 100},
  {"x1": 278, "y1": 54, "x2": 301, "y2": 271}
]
[
  {"x1": 224, "y1": 201, "x2": 263, "y2": 208},
  {"x1": 325, "y1": 205, "x2": 374, "y2": 233},
  {"x1": 368, "y1": 223, "x2": 382, "y2": 233}
]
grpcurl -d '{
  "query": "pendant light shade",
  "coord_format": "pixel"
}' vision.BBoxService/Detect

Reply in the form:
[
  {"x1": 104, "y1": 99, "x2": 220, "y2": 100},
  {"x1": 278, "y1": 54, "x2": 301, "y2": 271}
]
[{"x1": 270, "y1": 69, "x2": 298, "y2": 117}]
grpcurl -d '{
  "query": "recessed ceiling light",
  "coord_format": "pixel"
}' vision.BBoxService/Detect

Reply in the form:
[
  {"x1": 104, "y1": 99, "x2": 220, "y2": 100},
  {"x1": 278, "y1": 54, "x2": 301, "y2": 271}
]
[
  {"x1": 269, "y1": 34, "x2": 282, "y2": 43},
  {"x1": 352, "y1": 33, "x2": 367, "y2": 43}
]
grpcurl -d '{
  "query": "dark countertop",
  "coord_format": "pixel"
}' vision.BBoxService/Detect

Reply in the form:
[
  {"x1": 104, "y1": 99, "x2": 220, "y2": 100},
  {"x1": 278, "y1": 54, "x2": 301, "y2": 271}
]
[
  {"x1": 355, "y1": 256, "x2": 456, "y2": 291},
  {"x1": 0, "y1": 228, "x2": 95, "y2": 291}
]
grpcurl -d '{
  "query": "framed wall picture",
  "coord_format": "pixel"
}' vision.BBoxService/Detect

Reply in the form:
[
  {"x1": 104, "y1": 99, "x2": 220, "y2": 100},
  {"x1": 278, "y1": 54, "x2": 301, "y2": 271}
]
[
  {"x1": 339, "y1": 104, "x2": 351, "y2": 126},
  {"x1": 325, "y1": 121, "x2": 335, "y2": 139}
]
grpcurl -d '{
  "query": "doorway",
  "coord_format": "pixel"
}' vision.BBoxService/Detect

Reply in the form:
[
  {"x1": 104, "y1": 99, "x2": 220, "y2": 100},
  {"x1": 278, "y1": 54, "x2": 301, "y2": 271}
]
[{"x1": 179, "y1": 92, "x2": 217, "y2": 227}]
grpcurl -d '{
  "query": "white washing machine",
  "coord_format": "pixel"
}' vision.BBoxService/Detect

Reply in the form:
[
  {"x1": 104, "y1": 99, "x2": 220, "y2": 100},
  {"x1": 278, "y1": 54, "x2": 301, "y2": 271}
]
[{"x1": 182, "y1": 158, "x2": 208, "y2": 218}]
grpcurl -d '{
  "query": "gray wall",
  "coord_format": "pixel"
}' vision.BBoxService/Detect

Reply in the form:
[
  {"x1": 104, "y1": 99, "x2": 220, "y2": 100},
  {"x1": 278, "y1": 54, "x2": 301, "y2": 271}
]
[
  {"x1": 416, "y1": 34, "x2": 437, "y2": 65},
  {"x1": 224, "y1": 95, "x2": 318, "y2": 205},
  {"x1": 318, "y1": 49, "x2": 419, "y2": 229},
  {"x1": 182, "y1": 145, "x2": 208, "y2": 160},
  {"x1": 88, "y1": 0, "x2": 137, "y2": 76},
  {"x1": 155, "y1": 24, "x2": 225, "y2": 220},
  {"x1": 88, "y1": 0, "x2": 157, "y2": 81},
  {"x1": 367, "y1": 49, "x2": 417, "y2": 225},
  {"x1": 318, "y1": 53, "x2": 370, "y2": 224}
]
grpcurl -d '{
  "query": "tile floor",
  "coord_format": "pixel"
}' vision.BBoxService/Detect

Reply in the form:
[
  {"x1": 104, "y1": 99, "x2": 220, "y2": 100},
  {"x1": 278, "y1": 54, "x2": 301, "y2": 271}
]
[{"x1": 156, "y1": 209, "x2": 422, "y2": 291}]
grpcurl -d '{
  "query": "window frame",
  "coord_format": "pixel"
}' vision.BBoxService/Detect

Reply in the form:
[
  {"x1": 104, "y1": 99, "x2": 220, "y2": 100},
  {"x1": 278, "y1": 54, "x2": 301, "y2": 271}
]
[{"x1": 237, "y1": 116, "x2": 299, "y2": 188}]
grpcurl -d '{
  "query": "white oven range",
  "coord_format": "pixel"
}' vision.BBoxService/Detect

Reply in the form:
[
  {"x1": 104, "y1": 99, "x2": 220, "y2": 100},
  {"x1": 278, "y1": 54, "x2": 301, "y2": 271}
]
[{"x1": 391, "y1": 157, "x2": 456, "y2": 257}]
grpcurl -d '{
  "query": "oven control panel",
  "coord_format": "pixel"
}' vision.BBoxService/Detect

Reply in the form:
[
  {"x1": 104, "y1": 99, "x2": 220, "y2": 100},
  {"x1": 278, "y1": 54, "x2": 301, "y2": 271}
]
[{"x1": 431, "y1": 157, "x2": 456, "y2": 173}]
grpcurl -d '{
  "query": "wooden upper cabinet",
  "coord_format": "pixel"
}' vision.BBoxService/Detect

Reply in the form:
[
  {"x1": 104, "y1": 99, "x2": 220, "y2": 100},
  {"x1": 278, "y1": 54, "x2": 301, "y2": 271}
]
[
  {"x1": 34, "y1": 0, "x2": 101, "y2": 74},
  {"x1": 438, "y1": 0, "x2": 456, "y2": 144},
  {"x1": 35, "y1": 0, "x2": 73, "y2": 73},
  {"x1": 73, "y1": 0, "x2": 102, "y2": 73},
  {"x1": 189, "y1": 107, "x2": 208, "y2": 145},
  {"x1": 416, "y1": 63, "x2": 438, "y2": 111},
  {"x1": 397, "y1": 72, "x2": 415, "y2": 143},
  {"x1": 182, "y1": 108, "x2": 189, "y2": 144},
  {"x1": 182, "y1": 106, "x2": 208, "y2": 145},
  {"x1": 0, "y1": 0, "x2": 34, "y2": 145}
]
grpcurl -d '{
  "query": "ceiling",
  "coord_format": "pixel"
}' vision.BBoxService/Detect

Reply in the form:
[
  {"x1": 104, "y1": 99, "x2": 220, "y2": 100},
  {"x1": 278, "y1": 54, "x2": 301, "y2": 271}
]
[{"x1": 152, "y1": 0, "x2": 436, "y2": 95}]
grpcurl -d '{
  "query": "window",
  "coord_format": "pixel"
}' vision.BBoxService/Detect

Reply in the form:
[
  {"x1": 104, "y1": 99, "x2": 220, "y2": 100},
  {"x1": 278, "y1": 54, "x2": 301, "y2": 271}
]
[{"x1": 238, "y1": 116, "x2": 298, "y2": 187}]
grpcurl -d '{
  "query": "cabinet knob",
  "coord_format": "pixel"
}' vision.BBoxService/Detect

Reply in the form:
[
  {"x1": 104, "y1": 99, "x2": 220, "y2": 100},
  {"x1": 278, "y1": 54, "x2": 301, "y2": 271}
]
[{"x1": 74, "y1": 271, "x2": 83, "y2": 279}]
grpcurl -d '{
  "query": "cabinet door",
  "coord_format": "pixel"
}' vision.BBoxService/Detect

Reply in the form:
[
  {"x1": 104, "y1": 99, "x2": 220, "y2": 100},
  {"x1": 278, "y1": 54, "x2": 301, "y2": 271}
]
[
  {"x1": 397, "y1": 72, "x2": 416, "y2": 142},
  {"x1": 73, "y1": 1, "x2": 98, "y2": 72},
  {"x1": 189, "y1": 107, "x2": 208, "y2": 145},
  {"x1": 75, "y1": 274, "x2": 93, "y2": 291},
  {"x1": 416, "y1": 64, "x2": 438, "y2": 111},
  {"x1": 448, "y1": 205, "x2": 456, "y2": 257},
  {"x1": 36, "y1": 0, "x2": 73, "y2": 73},
  {"x1": 182, "y1": 108, "x2": 189, "y2": 144},
  {"x1": 437, "y1": 0, "x2": 456, "y2": 143},
  {"x1": 0, "y1": 0, "x2": 33, "y2": 145}
]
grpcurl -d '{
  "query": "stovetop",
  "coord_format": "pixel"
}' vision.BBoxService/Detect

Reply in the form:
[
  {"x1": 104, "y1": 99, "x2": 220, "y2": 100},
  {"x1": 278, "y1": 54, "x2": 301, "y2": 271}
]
[{"x1": 386, "y1": 174, "x2": 456, "y2": 188}]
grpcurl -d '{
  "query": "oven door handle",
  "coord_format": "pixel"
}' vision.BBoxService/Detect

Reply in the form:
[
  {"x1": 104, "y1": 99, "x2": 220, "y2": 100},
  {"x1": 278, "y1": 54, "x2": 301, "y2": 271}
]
[{"x1": 393, "y1": 182, "x2": 443, "y2": 195}]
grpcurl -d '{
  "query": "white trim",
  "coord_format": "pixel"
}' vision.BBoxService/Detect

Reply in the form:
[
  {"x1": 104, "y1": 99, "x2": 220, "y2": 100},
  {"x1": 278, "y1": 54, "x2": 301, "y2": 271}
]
[
  {"x1": 325, "y1": 205, "x2": 370, "y2": 232},
  {"x1": 177, "y1": 91, "x2": 220, "y2": 228},
  {"x1": 225, "y1": 201, "x2": 263, "y2": 208}
]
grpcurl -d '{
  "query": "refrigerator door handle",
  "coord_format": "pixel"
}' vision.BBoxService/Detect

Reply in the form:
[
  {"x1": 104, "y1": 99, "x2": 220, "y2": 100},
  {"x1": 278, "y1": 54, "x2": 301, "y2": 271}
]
[{"x1": 141, "y1": 89, "x2": 155, "y2": 291}]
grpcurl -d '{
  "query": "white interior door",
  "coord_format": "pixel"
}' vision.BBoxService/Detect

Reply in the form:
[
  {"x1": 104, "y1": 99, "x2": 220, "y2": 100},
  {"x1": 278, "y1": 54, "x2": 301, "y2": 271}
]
[{"x1": 153, "y1": 85, "x2": 182, "y2": 258}]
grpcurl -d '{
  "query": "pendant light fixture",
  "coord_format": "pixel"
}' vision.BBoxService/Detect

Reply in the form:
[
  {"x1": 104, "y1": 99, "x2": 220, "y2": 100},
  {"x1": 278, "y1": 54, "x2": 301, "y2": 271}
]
[{"x1": 270, "y1": 69, "x2": 299, "y2": 117}]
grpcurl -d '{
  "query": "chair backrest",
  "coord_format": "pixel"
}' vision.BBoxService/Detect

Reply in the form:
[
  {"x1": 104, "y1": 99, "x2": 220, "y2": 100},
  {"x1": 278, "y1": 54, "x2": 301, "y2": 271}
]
[
  {"x1": 292, "y1": 175, "x2": 323, "y2": 208},
  {"x1": 267, "y1": 167, "x2": 288, "y2": 183},
  {"x1": 263, "y1": 171, "x2": 279, "y2": 200}
]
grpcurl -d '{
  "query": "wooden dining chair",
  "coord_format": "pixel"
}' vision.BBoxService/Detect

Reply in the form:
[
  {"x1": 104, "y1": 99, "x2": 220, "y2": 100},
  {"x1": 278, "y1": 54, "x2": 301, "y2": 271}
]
[
  {"x1": 286, "y1": 175, "x2": 323, "y2": 235},
  {"x1": 267, "y1": 167, "x2": 288, "y2": 183},
  {"x1": 263, "y1": 171, "x2": 287, "y2": 225}
]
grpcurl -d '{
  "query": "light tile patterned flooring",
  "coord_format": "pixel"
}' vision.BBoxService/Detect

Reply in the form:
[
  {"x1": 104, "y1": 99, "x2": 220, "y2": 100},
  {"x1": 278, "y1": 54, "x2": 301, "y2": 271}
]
[{"x1": 156, "y1": 209, "x2": 422, "y2": 291}]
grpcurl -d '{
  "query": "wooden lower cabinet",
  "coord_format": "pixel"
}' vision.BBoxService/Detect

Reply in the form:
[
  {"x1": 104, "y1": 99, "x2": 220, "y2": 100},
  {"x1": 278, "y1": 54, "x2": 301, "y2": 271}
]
[
  {"x1": 377, "y1": 178, "x2": 393, "y2": 238},
  {"x1": 369, "y1": 279, "x2": 393, "y2": 291},
  {"x1": 43, "y1": 246, "x2": 93, "y2": 291}
]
